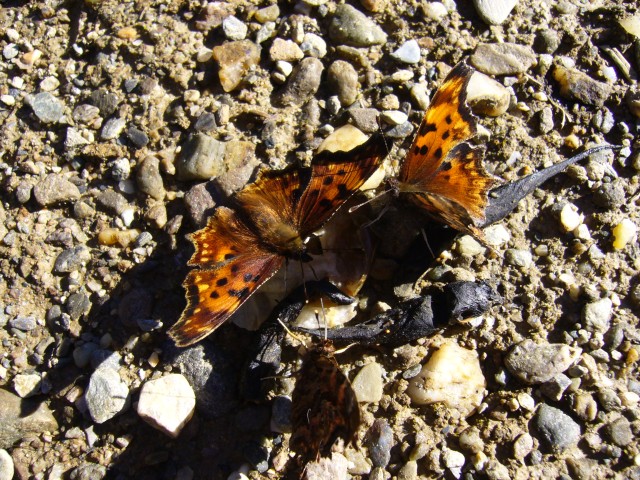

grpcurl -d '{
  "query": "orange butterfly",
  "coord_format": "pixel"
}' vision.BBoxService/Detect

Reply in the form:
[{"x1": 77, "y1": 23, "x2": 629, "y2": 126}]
[
  {"x1": 391, "y1": 62, "x2": 499, "y2": 239},
  {"x1": 169, "y1": 134, "x2": 388, "y2": 347}
]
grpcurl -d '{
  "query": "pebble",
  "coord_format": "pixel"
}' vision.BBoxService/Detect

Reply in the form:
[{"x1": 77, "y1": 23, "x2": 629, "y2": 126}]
[
  {"x1": 483, "y1": 224, "x2": 510, "y2": 246},
  {"x1": 467, "y1": 71, "x2": 510, "y2": 116},
  {"x1": 327, "y1": 60, "x2": 359, "y2": 106},
  {"x1": 513, "y1": 433, "x2": 534, "y2": 460},
  {"x1": 619, "y1": 14, "x2": 640, "y2": 37},
  {"x1": 504, "y1": 339, "x2": 581, "y2": 384},
  {"x1": 212, "y1": 40, "x2": 261, "y2": 92},
  {"x1": 89, "y1": 89, "x2": 119, "y2": 117},
  {"x1": 64, "y1": 127, "x2": 91, "y2": 149},
  {"x1": 277, "y1": 57, "x2": 324, "y2": 107},
  {"x1": 270, "y1": 396, "x2": 291, "y2": 433},
  {"x1": 300, "y1": 33, "x2": 327, "y2": 58},
  {"x1": 328, "y1": 4, "x2": 387, "y2": 47},
  {"x1": 110, "y1": 158, "x2": 130, "y2": 181},
  {"x1": 177, "y1": 133, "x2": 227, "y2": 181},
  {"x1": 3, "y1": 43, "x2": 19, "y2": 59},
  {"x1": 53, "y1": 246, "x2": 91, "y2": 274},
  {"x1": 85, "y1": 365, "x2": 130, "y2": 424},
  {"x1": 553, "y1": 65, "x2": 612, "y2": 107},
  {"x1": 538, "y1": 106, "x2": 554, "y2": 134},
  {"x1": 126, "y1": 126, "x2": 149, "y2": 148},
  {"x1": 473, "y1": 0, "x2": 518, "y2": 25},
  {"x1": 410, "y1": 83, "x2": 430, "y2": 110},
  {"x1": 137, "y1": 374, "x2": 195, "y2": 438},
  {"x1": 385, "y1": 121, "x2": 414, "y2": 139},
  {"x1": 0, "y1": 449, "x2": 13, "y2": 480},
  {"x1": 40, "y1": 75, "x2": 60, "y2": 91},
  {"x1": 13, "y1": 373, "x2": 42, "y2": 398},
  {"x1": 8, "y1": 315, "x2": 37, "y2": 331},
  {"x1": 72, "y1": 104, "x2": 101, "y2": 125},
  {"x1": 304, "y1": 453, "x2": 349, "y2": 480},
  {"x1": 366, "y1": 419, "x2": 393, "y2": 468},
  {"x1": 398, "y1": 460, "x2": 418, "y2": 480},
  {"x1": 255, "y1": 21, "x2": 276, "y2": 44},
  {"x1": 391, "y1": 40, "x2": 421, "y2": 64},
  {"x1": 33, "y1": 173, "x2": 81, "y2": 206},
  {"x1": 470, "y1": 43, "x2": 536, "y2": 75},
  {"x1": 456, "y1": 235, "x2": 486, "y2": 256},
  {"x1": 136, "y1": 156, "x2": 165, "y2": 200},
  {"x1": 351, "y1": 362, "x2": 383, "y2": 403},
  {"x1": 349, "y1": 108, "x2": 380, "y2": 133},
  {"x1": 612, "y1": 218, "x2": 636, "y2": 249},
  {"x1": 423, "y1": 2, "x2": 448, "y2": 20},
  {"x1": 582, "y1": 298, "x2": 613, "y2": 333},
  {"x1": 100, "y1": 117, "x2": 126, "y2": 140},
  {"x1": 540, "y1": 373, "x2": 572, "y2": 401},
  {"x1": 222, "y1": 16, "x2": 247, "y2": 40},
  {"x1": 443, "y1": 449, "x2": 465, "y2": 478},
  {"x1": 604, "y1": 416, "x2": 633, "y2": 447},
  {"x1": 269, "y1": 38, "x2": 303, "y2": 62},
  {"x1": 407, "y1": 341, "x2": 485, "y2": 416},
  {"x1": 559, "y1": 203, "x2": 583, "y2": 231},
  {"x1": 381, "y1": 110, "x2": 409, "y2": 125},
  {"x1": 598, "y1": 388, "x2": 622, "y2": 412},
  {"x1": 534, "y1": 404, "x2": 581, "y2": 451},
  {"x1": 504, "y1": 249, "x2": 533, "y2": 268},
  {"x1": 571, "y1": 392, "x2": 597, "y2": 422},
  {"x1": 211, "y1": 141, "x2": 259, "y2": 197},
  {"x1": 30, "y1": 92, "x2": 64, "y2": 123},
  {"x1": 69, "y1": 463, "x2": 106, "y2": 480},
  {"x1": 254, "y1": 5, "x2": 279, "y2": 23},
  {"x1": 627, "y1": 89, "x2": 640, "y2": 119},
  {"x1": 184, "y1": 182, "x2": 216, "y2": 227},
  {"x1": 0, "y1": 388, "x2": 58, "y2": 449}
]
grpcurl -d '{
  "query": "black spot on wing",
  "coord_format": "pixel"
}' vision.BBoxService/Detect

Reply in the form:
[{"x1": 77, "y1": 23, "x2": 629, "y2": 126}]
[
  {"x1": 210, "y1": 290, "x2": 220, "y2": 299},
  {"x1": 216, "y1": 278, "x2": 228, "y2": 286},
  {"x1": 442, "y1": 130, "x2": 450, "y2": 140},
  {"x1": 419, "y1": 145, "x2": 428, "y2": 156},
  {"x1": 419, "y1": 122, "x2": 437, "y2": 136},
  {"x1": 229, "y1": 287, "x2": 250, "y2": 298},
  {"x1": 319, "y1": 198, "x2": 332, "y2": 208},
  {"x1": 231, "y1": 264, "x2": 239, "y2": 274},
  {"x1": 435, "y1": 147, "x2": 443, "y2": 159},
  {"x1": 336, "y1": 183, "x2": 350, "y2": 200},
  {"x1": 224, "y1": 253, "x2": 235, "y2": 260},
  {"x1": 243, "y1": 273, "x2": 253, "y2": 282},
  {"x1": 445, "y1": 115, "x2": 452, "y2": 124},
  {"x1": 323, "y1": 176, "x2": 333, "y2": 185},
  {"x1": 439, "y1": 161, "x2": 453, "y2": 171}
]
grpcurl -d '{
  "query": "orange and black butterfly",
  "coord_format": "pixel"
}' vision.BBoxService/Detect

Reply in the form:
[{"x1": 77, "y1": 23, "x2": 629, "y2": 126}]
[
  {"x1": 169, "y1": 134, "x2": 388, "y2": 347},
  {"x1": 290, "y1": 339, "x2": 361, "y2": 460},
  {"x1": 391, "y1": 62, "x2": 499, "y2": 239}
]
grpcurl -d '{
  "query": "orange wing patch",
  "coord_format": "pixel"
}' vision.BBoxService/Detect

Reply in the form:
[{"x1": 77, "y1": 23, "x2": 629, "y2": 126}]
[{"x1": 397, "y1": 62, "x2": 499, "y2": 236}]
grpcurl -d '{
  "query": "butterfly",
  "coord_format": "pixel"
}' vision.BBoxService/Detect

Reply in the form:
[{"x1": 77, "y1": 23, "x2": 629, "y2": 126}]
[
  {"x1": 391, "y1": 62, "x2": 499, "y2": 240},
  {"x1": 169, "y1": 133, "x2": 388, "y2": 347},
  {"x1": 290, "y1": 339, "x2": 361, "y2": 460}
]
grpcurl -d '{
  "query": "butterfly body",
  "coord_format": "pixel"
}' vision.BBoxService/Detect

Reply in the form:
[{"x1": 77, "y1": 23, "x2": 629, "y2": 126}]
[
  {"x1": 170, "y1": 134, "x2": 388, "y2": 347},
  {"x1": 393, "y1": 62, "x2": 499, "y2": 237}
]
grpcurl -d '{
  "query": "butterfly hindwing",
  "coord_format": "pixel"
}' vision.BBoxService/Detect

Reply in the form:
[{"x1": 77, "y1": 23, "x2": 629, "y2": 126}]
[
  {"x1": 296, "y1": 133, "x2": 388, "y2": 234},
  {"x1": 398, "y1": 62, "x2": 499, "y2": 232},
  {"x1": 170, "y1": 252, "x2": 284, "y2": 346}
]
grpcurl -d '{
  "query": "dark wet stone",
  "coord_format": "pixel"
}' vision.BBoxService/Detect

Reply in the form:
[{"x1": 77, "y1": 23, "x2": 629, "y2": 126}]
[
  {"x1": 66, "y1": 292, "x2": 91, "y2": 321},
  {"x1": 242, "y1": 441, "x2": 269, "y2": 473},
  {"x1": 194, "y1": 112, "x2": 217, "y2": 132},
  {"x1": 89, "y1": 89, "x2": 119, "y2": 117},
  {"x1": 366, "y1": 419, "x2": 394, "y2": 467},
  {"x1": 126, "y1": 126, "x2": 149, "y2": 148},
  {"x1": 271, "y1": 396, "x2": 292, "y2": 433}
]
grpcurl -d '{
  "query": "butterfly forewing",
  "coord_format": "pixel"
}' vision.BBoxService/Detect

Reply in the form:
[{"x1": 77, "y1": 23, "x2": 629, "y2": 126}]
[{"x1": 296, "y1": 133, "x2": 388, "y2": 234}]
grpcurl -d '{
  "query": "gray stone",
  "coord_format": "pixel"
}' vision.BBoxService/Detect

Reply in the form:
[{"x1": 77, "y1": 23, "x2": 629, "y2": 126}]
[
  {"x1": 126, "y1": 126, "x2": 149, "y2": 148},
  {"x1": 66, "y1": 292, "x2": 91, "y2": 320},
  {"x1": 65, "y1": 127, "x2": 91, "y2": 149},
  {"x1": 329, "y1": 4, "x2": 387, "y2": 47},
  {"x1": 593, "y1": 180, "x2": 625, "y2": 209},
  {"x1": 69, "y1": 463, "x2": 107, "y2": 480},
  {"x1": 8, "y1": 316, "x2": 37, "y2": 332},
  {"x1": 30, "y1": 92, "x2": 64, "y2": 123},
  {"x1": 33, "y1": 174, "x2": 81, "y2": 206},
  {"x1": 89, "y1": 89, "x2": 118, "y2": 116},
  {"x1": 0, "y1": 388, "x2": 58, "y2": 448},
  {"x1": 72, "y1": 104, "x2": 101, "y2": 125},
  {"x1": 110, "y1": 158, "x2": 130, "y2": 181},
  {"x1": 504, "y1": 248, "x2": 533, "y2": 268},
  {"x1": 504, "y1": 339, "x2": 581, "y2": 384},
  {"x1": 540, "y1": 373, "x2": 572, "y2": 401},
  {"x1": 277, "y1": 57, "x2": 324, "y2": 107},
  {"x1": 385, "y1": 121, "x2": 414, "y2": 138},
  {"x1": 96, "y1": 190, "x2": 128, "y2": 215},
  {"x1": 85, "y1": 366, "x2": 130, "y2": 424},
  {"x1": 553, "y1": 65, "x2": 612, "y2": 107},
  {"x1": 604, "y1": 417, "x2": 633, "y2": 447},
  {"x1": 184, "y1": 182, "x2": 216, "y2": 227},
  {"x1": 470, "y1": 43, "x2": 536, "y2": 75},
  {"x1": 391, "y1": 40, "x2": 421, "y2": 64},
  {"x1": 136, "y1": 156, "x2": 165, "y2": 200},
  {"x1": 211, "y1": 141, "x2": 259, "y2": 197},
  {"x1": 100, "y1": 117, "x2": 126, "y2": 140},
  {"x1": 327, "y1": 60, "x2": 359, "y2": 106},
  {"x1": 0, "y1": 449, "x2": 13, "y2": 480},
  {"x1": 194, "y1": 112, "x2": 217, "y2": 132},
  {"x1": 538, "y1": 106, "x2": 554, "y2": 134},
  {"x1": 13, "y1": 373, "x2": 42, "y2": 398},
  {"x1": 349, "y1": 107, "x2": 380, "y2": 133},
  {"x1": 301, "y1": 33, "x2": 327, "y2": 58},
  {"x1": 177, "y1": 134, "x2": 227, "y2": 181},
  {"x1": 534, "y1": 404, "x2": 580, "y2": 450},
  {"x1": 582, "y1": 298, "x2": 613, "y2": 333},
  {"x1": 222, "y1": 15, "x2": 247, "y2": 41},
  {"x1": 54, "y1": 246, "x2": 91, "y2": 273},
  {"x1": 270, "y1": 396, "x2": 292, "y2": 433},
  {"x1": 597, "y1": 388, "x2": 622, "y2": 412}
]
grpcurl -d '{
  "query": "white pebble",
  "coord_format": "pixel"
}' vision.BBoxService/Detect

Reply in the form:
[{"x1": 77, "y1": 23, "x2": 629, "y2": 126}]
[
  {"x1": 351, "y1": 362, "x2": 383, "y2": 403},
  {"x1": 423, "y1": 2, "x2": 449, "y2": 20},
  {"x1": 381, "y1": 110, "x2": 408, "y2": 125},
  {"x1": 137, "y1": 374, "x2": 195, "y2": 438},
  {"x1": 483, "y1": 224, "x2": 510, "y2": 246},
  {"x1": 573, "y1": 223, "x2": 591, "y2": 241},
  {"x1": 560, "y1": 203, "x2": 583, "y2": 231}
]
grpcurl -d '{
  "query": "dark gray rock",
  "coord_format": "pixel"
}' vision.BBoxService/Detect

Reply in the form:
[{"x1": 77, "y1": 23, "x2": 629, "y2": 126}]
[
  {"x1": 126, "y1": 126, "x2": 149, "y2": 148},
  {"x1": 96, "y1": 190, "x2": 128, "y2": 215},
  {"x1": 89, "y1": 89, "x2": 119, "y2": 117},
  {"x1": 534, "y1": 404, "x2": 580, "y2": 451},
  {"x1": 270, "y1": 396, "x2": 292, "y2": 433},
  {"x1": 0, "y1": 388, "x2": 58, "y2": 448},
  {"x1": 366, "y1": 419, "x2": 394, "y2": 467},
  {"x1": 54, "y1": 246, "x2": 91, "y2": 273},
  {"x1": 8, "y1": 316, "x2": 37, "y2": 332},
  {"x1": 604, "y1": 417, "x2": 633, "y2": 447},
  {"x1": 66, "y1": 292, "x2": 91, "y2": 321},
  {"x1": 277, "y1": 57, "x2": 324, "y2": 107}
]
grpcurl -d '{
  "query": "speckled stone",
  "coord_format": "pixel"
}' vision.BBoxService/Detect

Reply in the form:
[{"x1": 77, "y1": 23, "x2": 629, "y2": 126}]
[
  {"x1": 277, "y1": 57, "x2": 324, "y2": 107},
  {"x1": 30, "y1": 92, "x2": 64, "y2": 123},
  {"x1": 553, "y1": 65, "x2": 612, "y2": 107},
  {"x1": 366, "y1": 419, "x2": 393, "y2": 468},
  {"x1": 328, "y1": 4, "x2": 387, "y2": 47},
  {"x1": 534, "y1": 404, "x2": 581, "y2": 451},
  {"x1": 33, "y1": 174, "x2": 81, "y2": 206},
  {"x1": 136, "y1": 156, "x2": 165, "y2": 200},
  {"x1": 504, "y1": 340, "x2": 581, "y2": 385},
  {"x1": 327, "y1": 60, "x2": 359, "y2": 106},
  {"x1": 470, "y1": 43, "x2": 536, "y2": 75},
  {"x1": 176, "y1": 133, "x2": 227, "y2": 181}
]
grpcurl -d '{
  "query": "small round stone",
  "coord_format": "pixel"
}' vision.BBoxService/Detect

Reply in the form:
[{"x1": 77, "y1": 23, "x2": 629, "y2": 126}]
[
  {"x1": 30, "y1": 92, "x2": 64, "y2": 123},
  {"x1": 126, "y1": 126, "x2": 149, "y2": 148},
  {"x1": 137, "y1": 156, "x2": 166, "y2": 200},
  {"x1": 534, "y1": 404, "x2": 581, "y2": 451},
  {"x1": 351, "y1": 362, "x2": 383, "y2": 403},
  {"x1": 505, "y1": 249, "x2": 533, "y2": 268}
]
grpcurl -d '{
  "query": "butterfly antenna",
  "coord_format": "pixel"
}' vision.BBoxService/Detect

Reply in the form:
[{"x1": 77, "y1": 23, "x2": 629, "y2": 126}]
[
  {"x1": 420, "y1": 228, "x2": 436, "y2": 259},
  {"x1": 348, "y1": 188, "x2": 392, "y2": 213},
  {"x1": 276, "y1": 317, "x2": 307, "y2": 347}
]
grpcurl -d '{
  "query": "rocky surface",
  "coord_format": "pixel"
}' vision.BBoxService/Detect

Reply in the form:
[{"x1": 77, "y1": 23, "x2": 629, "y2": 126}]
[{"x1": 0, "y1": 1, "x2": 639, "y2": 480}]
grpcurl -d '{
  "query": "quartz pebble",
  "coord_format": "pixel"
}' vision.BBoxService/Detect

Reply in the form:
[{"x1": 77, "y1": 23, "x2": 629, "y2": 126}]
[
  {"x1": 467, "y1": 71, "x2": 510, "y2": 116},
  {"x1": 301, "y1": 33, "x2": 327, "y2": 58},
  {"x1": 504, "y1": 249, "x2": 533, "y2": 268},
  {"x1": 473, "y1": 0, "x2": 518, "y2": 25},
  {"x1": 137, "y1": 374, "x2": 195, "y2": 438},
  {"x1": 0, "y1": 449, "x2": 13, "y2": 480},
  {"x1": 177, "y1": 134, "x2": 227, "y2": 181},
  {"x1": 269, "y1": 38, "x2": 303, "y2": 62},
  {"x1": 212, "y1": 40, "x2": 261, "y2": 92},
  {"x1": 559, "y1": 203, "x2": 583, "y2": 232},
  {"x1": 222, "y1": 16, "x2": 247, "y2": 40},
  {"x1": 391, "y1": 40, "x2": 421, "y2": 64},
  {"x1": 351, "y1": 362, "x2": 383, "y2": 403},
  {"x1": 504, "y1": 339, "x2": 581, "y2": 384},
  {"x1": 470, "y1": 43, "x2": 536, "y2": 76},
  {"x1": 13, "y1": 373, "x2": 42, "y2": 398},
  {"x1": 582, "y1": 298, "x2": 613, "y2": 333},
  {"x1": 407, "y1": 341, "x2": 485, "y2": 416}
]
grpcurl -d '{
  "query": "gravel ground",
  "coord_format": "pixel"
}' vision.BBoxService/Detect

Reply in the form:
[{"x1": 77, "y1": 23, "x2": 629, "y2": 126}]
[{"x1": 1, "y1": 1, "x2": 640, "y2": 479}]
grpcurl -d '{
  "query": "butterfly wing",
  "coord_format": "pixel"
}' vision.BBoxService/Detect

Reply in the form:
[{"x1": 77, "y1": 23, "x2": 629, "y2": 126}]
[
  {"x1": 399, "y1": 62, "x2": 498, "y2": 233},
  {"x1": 295, "y1": 133, "x2": 388, "y2": 235},
  {"x1": 170, "y1": 206, "x2": 284, "y2": 346}
]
